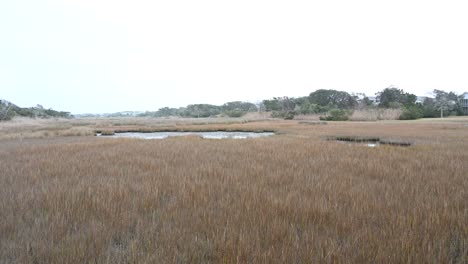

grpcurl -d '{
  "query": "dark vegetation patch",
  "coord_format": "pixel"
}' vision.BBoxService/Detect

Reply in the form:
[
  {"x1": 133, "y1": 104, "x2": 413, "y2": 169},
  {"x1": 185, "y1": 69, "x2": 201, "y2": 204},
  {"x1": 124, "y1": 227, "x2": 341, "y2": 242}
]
[
  {"x1": 100, "y1": 130, "x2": 116, "y2": 136},
  {"x1": 326, "y1": 135, "x2": 413, "y2": 147},
  {"x1": 298, "y1": 121, "x2": 328, "y2": 125}
]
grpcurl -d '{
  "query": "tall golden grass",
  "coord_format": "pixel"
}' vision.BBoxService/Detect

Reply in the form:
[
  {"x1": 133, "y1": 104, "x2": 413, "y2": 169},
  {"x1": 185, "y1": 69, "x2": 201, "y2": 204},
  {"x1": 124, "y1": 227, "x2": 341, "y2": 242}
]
[
  {"x1": 0, "y1": 116, "x2": 268, "y2": 140},
  {"x1": 349, "y1": 109, "x2": 402, "y2": 121},
  {"x1": 1, "y1": 118, "x2": 467, "y2": 263}
]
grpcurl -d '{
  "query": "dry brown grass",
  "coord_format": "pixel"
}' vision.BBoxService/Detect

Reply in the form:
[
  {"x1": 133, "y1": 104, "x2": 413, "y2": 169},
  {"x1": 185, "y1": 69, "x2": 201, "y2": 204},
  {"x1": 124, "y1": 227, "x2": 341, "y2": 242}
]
[
  {"x1": 0, "y1": 118, "x2": 95, "y2": 140},
  {"x1": 0, "y1": 116, "x2": 271, "y2": 140},
  {"x1": 349, "y1": 109, "x2": 402, "y2": 121},
  {"x1": 1, "y1": 117, "x2": 468, "y2": 263}
]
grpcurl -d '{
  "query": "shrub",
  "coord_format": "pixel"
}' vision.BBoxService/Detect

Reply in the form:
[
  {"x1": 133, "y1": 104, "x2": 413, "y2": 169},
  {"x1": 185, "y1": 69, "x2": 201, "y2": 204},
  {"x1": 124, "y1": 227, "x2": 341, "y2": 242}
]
[
  {"x1": 399, "y1": 106, "x2": 423, "y2": 120},
  {"x1": 320, "y1": 109, "x2": 350, "y2": 121},
  {"x1": 223, "y1": 110, "x2": 247, "y2": 118},
  {"x1": 271, "y1": 111, "x2": 296, "y2": 120},
  {"x1": 283, "y1": 111, "x2": 295, "y2": 120}
]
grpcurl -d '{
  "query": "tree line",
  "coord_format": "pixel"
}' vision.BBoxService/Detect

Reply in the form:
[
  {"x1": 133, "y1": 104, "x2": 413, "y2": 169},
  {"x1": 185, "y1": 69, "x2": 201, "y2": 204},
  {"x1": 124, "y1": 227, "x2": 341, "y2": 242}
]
[
  {"x1": 138, "y1": 87, "x2": 466, "y2": 120},
  {"x1": 0, "y1": 100, "x2": 72, "y2": 121},
  {"x1": 1, "y1": 87, "x2": 466, "y2": 121},
  {"x1": 138, "y1": 101, "x2": 258, "y2": 118},
  {"x1": 260, "y1": 87, "x2": 466, "y2": 120}
]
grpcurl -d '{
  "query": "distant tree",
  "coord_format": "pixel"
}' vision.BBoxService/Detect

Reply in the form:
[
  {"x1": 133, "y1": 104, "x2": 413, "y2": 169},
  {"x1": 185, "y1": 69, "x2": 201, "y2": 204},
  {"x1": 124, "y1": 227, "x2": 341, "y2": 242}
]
[
  {"x1": 184, "y1": 104, "x2": 221, "y2": 118},
  {"x1": 447, "y1": 91, "x2": 459, "y2": 101},
  {"x1": 255, "y1": 101, "x2": 265, "y2": 112},
  {"x1": 44, "y1": 108, "x2": 72, "y2": 118},
  {"x1": 278, "y1": 97, "x2": 296, "y2": 112},
  {"x1": 221, "y1": 101, "x2": 257, "y2": 112},
  {"x1": 293, "y1": 97, "x2": 328, "y2": 114},
  {"x1": 177, "y1": 107, "x2": 189, "y2": 117},
  {"x1": 262, "y1": 98, "x2": 282, "y2": 111},
  {"x1": 0, "y1": 100, "x2": 14, "y2": 121},
  {"x1": 455, "y1": 94, "x2": 467, "y2": 115},
  {"x1": 262, "y1": 97, "x2": 297, "y2": 119},
  {"x1": 309, "y1": 89, "x2": 357, "y2": 109},
  {"x1": 294, "y1": 96, "x2": 309, "y2": 107},
  {"x1": 377, "y1": 87, "x2": 401, "y2": 108},
  {"x1": 421, "y1": 98, "x2": 438, "y2": 118},
  {"x1": 362, "y1": 97, "x2": 373, "y2": 107},
  {"x1": 262, "y1": 97, "x2": 296, "y2": 112},
  {"x1": 404, "y1": 94, "x2": 417, "y2": 106},
  {"x1": 294, "y1": 96, "x2": 310, "y2": 113},
  {"x1": 351, "y1": 93, "x2": 374, "y2": 110},
  {"x1": 433, "y1": 90, "x2": 449, "y2": 118},
  {"x1": 220, "y1": 101, "x2": 257, "y2": 118},
  {"x1": 432, "y1": 89, "x2": 459, "y2": 117},
  {"x1": 377, "y1": 86, "x2": 416, "y2": 108},
  {"x1": 154, "y1": 107, "x2": 180, "y2": 117}
]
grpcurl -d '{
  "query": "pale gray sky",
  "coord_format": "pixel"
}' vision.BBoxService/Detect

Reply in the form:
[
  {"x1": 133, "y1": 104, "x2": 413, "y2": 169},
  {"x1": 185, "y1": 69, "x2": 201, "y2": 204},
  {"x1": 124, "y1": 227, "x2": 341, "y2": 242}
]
[{"x1": 1, "y1": 0, "x2": 467, "y2": 114}]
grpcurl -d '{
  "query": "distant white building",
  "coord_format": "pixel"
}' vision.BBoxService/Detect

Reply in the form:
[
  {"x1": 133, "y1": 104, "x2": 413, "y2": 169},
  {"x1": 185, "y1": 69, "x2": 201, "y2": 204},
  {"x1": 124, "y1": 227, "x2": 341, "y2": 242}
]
[
  {"x1": 353, "y1": 93, "x2": 366, "y2": 101},
  {"x1": 415, "y1": 96, "x2": 431, "y2": 104},
  {"x1": 367, "y1": 96, "x2": 379, "y2": 105},
  {"x1": 353, "y1": 94, "x2": 379, "y2": 105},
  {"x1": 461, "y1": 92, "x2": 468, "y2": 115}
]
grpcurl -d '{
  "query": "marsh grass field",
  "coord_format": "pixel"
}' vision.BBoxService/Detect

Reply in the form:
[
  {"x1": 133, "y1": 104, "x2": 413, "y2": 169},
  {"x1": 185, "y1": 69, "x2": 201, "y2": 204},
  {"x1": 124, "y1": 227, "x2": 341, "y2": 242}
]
[{"x1": 1, "y1": 117, "x2": 468, "y2": 263}]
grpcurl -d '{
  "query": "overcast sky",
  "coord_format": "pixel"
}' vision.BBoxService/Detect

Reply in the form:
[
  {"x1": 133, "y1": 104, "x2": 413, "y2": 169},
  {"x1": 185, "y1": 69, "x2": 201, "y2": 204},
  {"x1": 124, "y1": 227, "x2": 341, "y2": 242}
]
[{"x1": 1, "y1": 0, "x2": 467, "y2": 114}]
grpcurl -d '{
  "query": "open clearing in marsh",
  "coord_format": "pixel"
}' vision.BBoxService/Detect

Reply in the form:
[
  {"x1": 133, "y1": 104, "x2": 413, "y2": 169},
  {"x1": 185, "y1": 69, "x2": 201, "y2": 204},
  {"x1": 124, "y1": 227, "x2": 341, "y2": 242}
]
[{"x1": 1, "y1": 117, "x2": 467, "y2": 263}]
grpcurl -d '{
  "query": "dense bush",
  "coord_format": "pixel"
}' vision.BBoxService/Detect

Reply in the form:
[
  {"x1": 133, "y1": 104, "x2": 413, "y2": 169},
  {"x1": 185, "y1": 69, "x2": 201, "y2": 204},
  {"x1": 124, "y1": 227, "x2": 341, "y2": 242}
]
[
  {"x1": 320, "y1": 109, "x2": 350, "y2": 121},
  {"x1": 283, "y1": 111, "x2": 295, "y2": 120},
  {"x1": 399, "y1": 105, "x2": 423, "y2": 120},
  {"x1": 223, "y1": 110, "x2": 246, "y2": 118},
  {"x1": 271, "y1": 111, "x2": 296, "y2": 120}
]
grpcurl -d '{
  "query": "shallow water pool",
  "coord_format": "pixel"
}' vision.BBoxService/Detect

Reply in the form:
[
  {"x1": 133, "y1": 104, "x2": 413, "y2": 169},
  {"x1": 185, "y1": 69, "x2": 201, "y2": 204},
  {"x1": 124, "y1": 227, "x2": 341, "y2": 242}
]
[{"x1": 97, "y1": 131, "x2": 275, "y2": 139}]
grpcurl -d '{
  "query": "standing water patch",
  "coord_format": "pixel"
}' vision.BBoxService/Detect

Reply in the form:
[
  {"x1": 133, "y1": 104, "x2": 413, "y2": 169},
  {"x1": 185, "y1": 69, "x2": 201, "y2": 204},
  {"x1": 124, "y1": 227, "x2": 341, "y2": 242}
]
[{"x1": 96, "y1": 131, "x2": 275, "y2": 139}]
